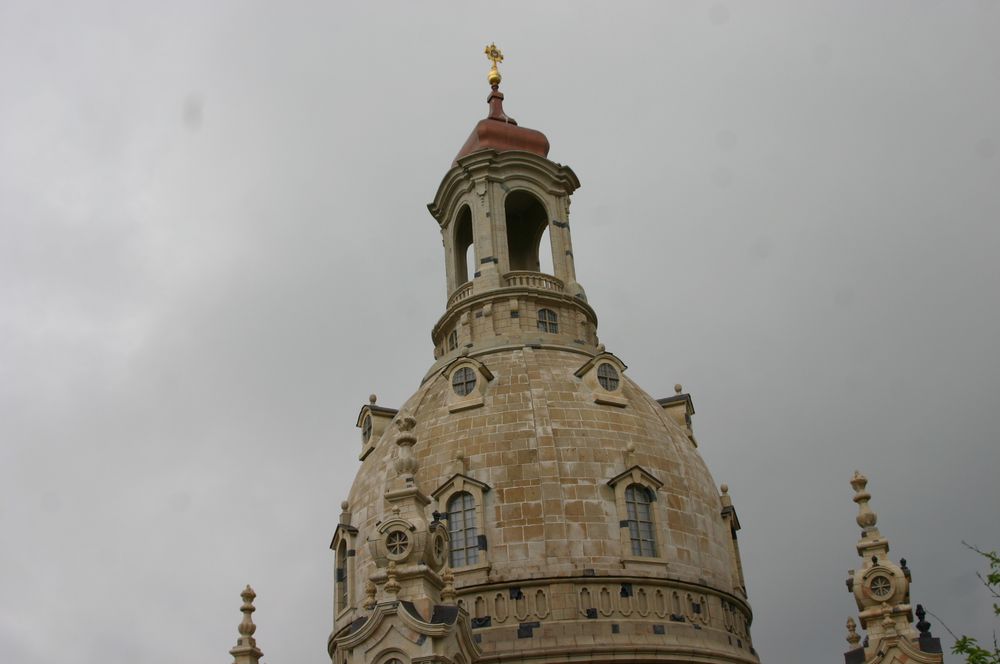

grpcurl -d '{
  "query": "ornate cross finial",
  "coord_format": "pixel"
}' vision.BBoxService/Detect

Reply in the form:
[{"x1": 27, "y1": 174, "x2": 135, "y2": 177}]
[{"x1": 484, "y1": 43, "x2": 504, "y2": 86}]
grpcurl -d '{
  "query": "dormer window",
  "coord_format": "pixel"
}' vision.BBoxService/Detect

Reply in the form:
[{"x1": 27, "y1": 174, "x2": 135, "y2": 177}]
[
  {"x1": 575, "y1": 351, "x2": 628, "y2": 407},
  {"x1": 608, "y1": 465, "x2": 665, "y2": 565},
  {"x1": 452, "y1": 367, "x2": 477, "y2": 396},
  {"x1": 355, "y1": 397, "x2": 398, "y2": 461},
  {"x1": 432, "y1": 473, "x2": 491, "y2": 575},
  {"x1": 537, "y1": 308, "x2": 558, "y2": 333},
  {"x1": 443, "y1": 359, "x2": 493, "y2": 412},
  {"x1": 597, "y1": 363, "x2": 620, "y2": 391}
]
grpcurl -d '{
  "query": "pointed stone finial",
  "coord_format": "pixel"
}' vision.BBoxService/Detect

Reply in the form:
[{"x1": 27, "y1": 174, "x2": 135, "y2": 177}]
[
  {"x1": 363, "y1": 579, "x2": 377, "y2": 611},
  {"x1": 846, "y1": 616, "x2": 861, "y2": 647},
  {"x1": 384, "y1": 561, "x2": 401, "y2": 597},
  {"x1": 339, "y1": 500, "x2": 350, "y2": 525},
  {"x1": 229, "y1": 585, "x2": 263, "y2": 664},
  {"x1": 440, "y1": 567, "x2": 457, "y2": 605},
  {"x1": 720, "y1": 483, "x2": 733, "y2": 508},
  {"x1": 851, "y1": 470, "x2": 878, "y2": 530},
  {"x1": 238, "y1": 586, "x2": 257, "y2": 637},
  {"x1": 392, "y1": 415, "x2": 419, "y2": 478},
  {"x1": 369, "y1": 393, "x2": 377, "y2": 405},
  {"x1": 675, "y1": 383, "x2": 683, "y2": 394}
]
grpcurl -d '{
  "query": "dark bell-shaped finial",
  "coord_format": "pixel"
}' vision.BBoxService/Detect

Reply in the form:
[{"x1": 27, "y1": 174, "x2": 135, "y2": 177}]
[
  {"x1": 900, "y1": 558, "x2": 912, "y2": 581},
  {"x1": 872, "y1": 555, "x2": 878, "y2": 565},
  {"x1": 915, "y1": 604, "x2": 932, "y2": 636}
]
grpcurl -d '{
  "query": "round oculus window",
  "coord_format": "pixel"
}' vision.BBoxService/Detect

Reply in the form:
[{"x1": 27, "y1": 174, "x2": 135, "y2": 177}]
[
  {"x1": 452, "y1": 367, "x2": 477, "y2": 397},
  {"x1": 432, "y1": 531, "x2": 448, "y2": 568},
  {"x1": 386, "y1": 530, "x2": 410, "y2": 557},
  {"x1": 597, "y1": 363, "x2": 620, "y2": 391},
  {"x1": 869, "y1": 574, "x2": 893, "y2": 598}
]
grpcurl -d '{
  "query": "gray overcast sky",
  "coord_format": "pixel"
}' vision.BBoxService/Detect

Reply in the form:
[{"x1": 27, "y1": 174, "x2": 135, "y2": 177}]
[{"x1": 1, "y1": 2, "x2": 998, "y2": 663}]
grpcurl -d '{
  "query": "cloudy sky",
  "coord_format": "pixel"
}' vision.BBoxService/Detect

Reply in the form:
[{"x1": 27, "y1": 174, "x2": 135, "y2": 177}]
[{"x1": 2, "y1": 2, "x2": 998, "y2": 663}]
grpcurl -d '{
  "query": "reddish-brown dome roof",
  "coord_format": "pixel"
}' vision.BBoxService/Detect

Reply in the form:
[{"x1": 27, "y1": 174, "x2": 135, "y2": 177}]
[{"x1": 453, "y1": 85, "x2": 550, "y2": 165}]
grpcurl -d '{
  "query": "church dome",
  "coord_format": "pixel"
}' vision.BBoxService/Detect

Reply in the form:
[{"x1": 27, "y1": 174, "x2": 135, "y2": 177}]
[
  {"x1": 348, "y1": 348, "x2": 736, "y2": 591},
  {"x1": 329, "y1": 47, "x2": 757, "y2": 664},
  {"x1": 337, "y1": 345, "x2": 756, "y2": 662}
]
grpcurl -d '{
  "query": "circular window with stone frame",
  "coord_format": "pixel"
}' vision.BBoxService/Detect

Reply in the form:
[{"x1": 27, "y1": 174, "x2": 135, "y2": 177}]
[
  {"x1": 452, "y1": 366, "x2": 477, "y2": 397},
  {"x1": 431, "y1": 530, "x2": 448, "y2": 570},
  {"x1": 596, "y1": 362, "x2": 621, "y2": 391},
  {"x1": 361, "y1": 414, "x2": 372, "y2": 444},
  {"x1": 385, "y1": 530, "x2": 411, "y2": 561},
  {"x1": 868, "y1": 574, "x2": 894, "y2": 599}
]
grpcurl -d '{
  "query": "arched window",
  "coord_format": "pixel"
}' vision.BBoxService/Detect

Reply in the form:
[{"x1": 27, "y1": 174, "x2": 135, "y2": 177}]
[
  {"x1": 625, "y1": 484, "x2": 657, "y2": 557},
  {"x1": 447, "y1": 492, "x2": 479, "y2": 567},
  {"x1": 537, "y1": 308, "x2": 558, "y2": 333},
  {"x1": 454, "y1": 206, "x2": 474, "y2": 286},
  {"x1": 505, "y1": 190, "x2": 550, "y2": 272},
  {"x1": 336, "y1": 540, "x2": 348, "y2": 612},
  {"x1": 448, "y1": 330, "x2": 458, "y2": 351}
]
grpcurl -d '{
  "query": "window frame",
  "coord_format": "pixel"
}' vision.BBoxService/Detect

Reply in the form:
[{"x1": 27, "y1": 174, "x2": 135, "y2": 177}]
[
  {"x1": 451, "y1": 366, "x2": 477, "y2": 397},
  {"x1": 432, "y1": 473, "x2": 491, "y2": 577},
  {"x1": 624, "y1": 484, "x2": 657, "y2": 557},
  {"x1": 446, "y1": 491, "x2": 480, "y2": 568},
  {"x1": 329, "y1": 522, "x2": 359, "y2": 621},
  {"x1": 536, "y1": 308, "x2": 559, "y2": 333},
  {"x1": 596, "y1": 362, "x2": 621, "y2": 391}
]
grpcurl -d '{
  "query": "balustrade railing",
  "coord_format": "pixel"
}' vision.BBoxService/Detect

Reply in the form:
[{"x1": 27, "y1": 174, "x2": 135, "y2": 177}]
[
  {"x1": 503, "y1": 271, "x2": 565, "y2": 292},
  {"x1": 447, "y1": 281, "x2": 475, "y2": 308},
  {"x1": 447, "y1": 272, "x2": 565, "y2": 309}
]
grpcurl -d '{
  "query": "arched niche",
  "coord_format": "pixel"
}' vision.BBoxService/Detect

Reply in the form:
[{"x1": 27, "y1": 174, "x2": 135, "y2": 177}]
[
  {"x1": 454, "y1": 205, "x2": 474, "y2": 286},
  {"x1": 504, "y1": 190, "x2": 550, "y2": 273}
]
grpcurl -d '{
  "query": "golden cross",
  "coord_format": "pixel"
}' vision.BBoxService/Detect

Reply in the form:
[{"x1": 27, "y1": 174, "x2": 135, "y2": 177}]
[{"x1": 484, "y1": 43, "x2": 504, "y2": 69}]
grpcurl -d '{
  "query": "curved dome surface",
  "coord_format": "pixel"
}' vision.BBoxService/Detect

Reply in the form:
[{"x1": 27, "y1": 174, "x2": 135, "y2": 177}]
[{"x1": 342, "y1": 346, "x2": 754, "y2": 662}]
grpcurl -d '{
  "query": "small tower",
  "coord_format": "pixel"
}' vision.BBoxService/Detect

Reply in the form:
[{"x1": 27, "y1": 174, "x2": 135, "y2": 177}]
[
  {"x1": 427, "y1": 44, "x2": 595, "y2": 362},
  {"x1": 328, "y1": 415, "x2": 480, "y2": 664},
  {"x1": 842, "y1": 472, "x2": 942, "y2": 664}
]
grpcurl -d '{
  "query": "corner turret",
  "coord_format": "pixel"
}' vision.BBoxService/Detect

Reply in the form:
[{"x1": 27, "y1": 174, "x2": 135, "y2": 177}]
[{"x1": 842, "y1": 472, "x2": 943, "y2": 664}]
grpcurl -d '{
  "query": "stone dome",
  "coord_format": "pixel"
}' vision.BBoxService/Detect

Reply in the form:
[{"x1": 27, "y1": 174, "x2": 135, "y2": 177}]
[
  {"x1": 339, "y1": 345, "x2": 756, "y2": 661},
  {"x1": 349, "y1": 347, "x2": 732, "y2": 587}
]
